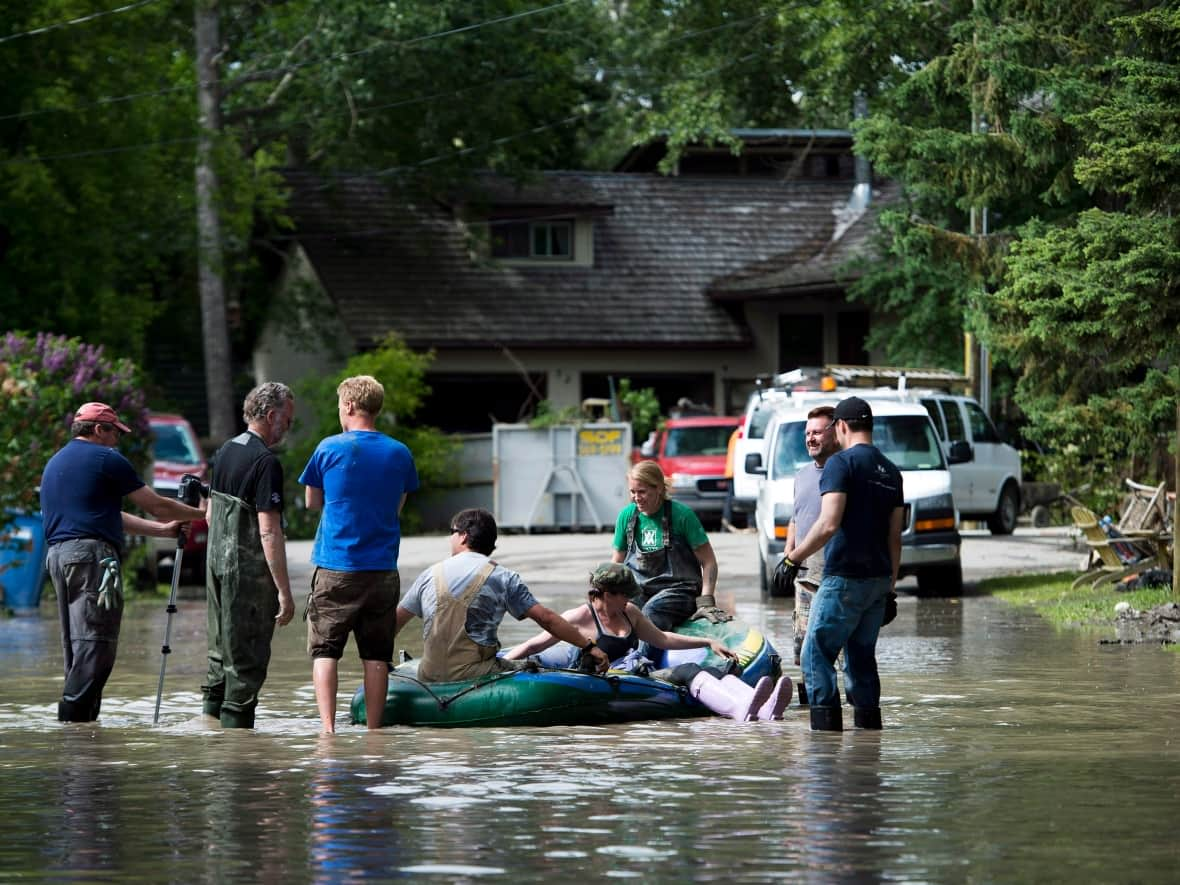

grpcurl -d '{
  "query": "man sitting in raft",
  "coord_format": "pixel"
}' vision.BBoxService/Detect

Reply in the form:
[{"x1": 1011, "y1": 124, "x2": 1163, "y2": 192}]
[
  {"x1": 503, "y1": 563, "x2": 793, "y2": 721},
  {"x1": 394, "y1": 509, "x2": 609, "y2": 682}
]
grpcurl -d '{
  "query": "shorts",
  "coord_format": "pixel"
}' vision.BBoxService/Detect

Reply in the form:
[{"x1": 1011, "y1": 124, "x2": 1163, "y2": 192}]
[{"x1": 306, "y1": 568, "x2": 400, "y2": 661}]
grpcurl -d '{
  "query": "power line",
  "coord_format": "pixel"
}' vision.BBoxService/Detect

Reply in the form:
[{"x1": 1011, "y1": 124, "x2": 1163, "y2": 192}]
[
  {"x1": 0, "y1": 0, "x2": 769, "y2": 125},
  {"x1": 320, "y1": 47, "x2": 776, "y2": 189},
  {"x1": 1, "y1": 10, "x2": 781, "y2": 168},
  {"x1": 2, "y1": 136, "x2": 199, "y2": 164},
  {"x1": 0, "y1": 0, "x2": 168, "y2": 45}
]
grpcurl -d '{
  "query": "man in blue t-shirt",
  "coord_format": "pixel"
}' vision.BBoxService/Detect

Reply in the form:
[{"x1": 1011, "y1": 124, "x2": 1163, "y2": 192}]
[
  {"x1": 785, "y1": 396, "x2": 904, "y2": 732},
  {"x1": 40, "y1": 401, "x2": 206, "y2": 722},
  {"x1": 299, "y1": 375, "x2": 419, "y2": 733}
]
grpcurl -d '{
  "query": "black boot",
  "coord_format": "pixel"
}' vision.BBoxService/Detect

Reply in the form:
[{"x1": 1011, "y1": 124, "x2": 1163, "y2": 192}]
[
  {"x1": 797, "y1": 684, "x2": 809, "y2": 706},
  {"x1": 809, "y1": 705, "x2": 843, "y2": 732},
  {"x1": 853, "y1": 707, "x2": 883, "y2": 729}
]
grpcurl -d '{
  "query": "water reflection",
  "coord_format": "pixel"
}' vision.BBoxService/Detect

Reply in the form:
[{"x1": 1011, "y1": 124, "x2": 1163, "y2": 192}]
[
  {"x1": 3, "y1": 592, "x2": 1180, "y2": 882},
  {"x1": 45, "y1": 729, "x2": 128, "y2": 878},
  {"x1": 307, "y1": 735, "x2": 407, "y2": 881},
  {"x1": 793, "y1": 737, "x2": 887, "y2": 884}
]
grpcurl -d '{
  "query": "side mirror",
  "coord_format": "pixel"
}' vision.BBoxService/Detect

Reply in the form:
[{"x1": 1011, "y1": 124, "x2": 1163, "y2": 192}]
[
  {"x1": 639, "y1": 440, "x2": 656, "y2": 458},
  {"x1": 947, "y1": 440, "x2": 973, "y2": 464},
  {"x1": 744, "y1": 452, "x2": 766, "y2": 476}
]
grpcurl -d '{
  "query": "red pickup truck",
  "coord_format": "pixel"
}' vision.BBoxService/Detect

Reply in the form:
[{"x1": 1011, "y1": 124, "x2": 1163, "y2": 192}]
[{"x1": 639, "y1": 415, "x2": 741, "y2": 523}]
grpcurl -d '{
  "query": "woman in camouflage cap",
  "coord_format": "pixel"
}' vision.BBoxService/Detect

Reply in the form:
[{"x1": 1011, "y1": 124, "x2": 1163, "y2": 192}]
[{"x1": 503, "y1": 563, "x2": 792, "y2": 721}]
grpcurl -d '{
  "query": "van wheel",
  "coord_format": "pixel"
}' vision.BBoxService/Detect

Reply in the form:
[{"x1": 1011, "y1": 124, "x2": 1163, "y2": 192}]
[
  {"x1": 986, "y1": 483, "x2": 1019, "y2": 535},
  {"x1": 758, "y1": 550, "x2": 769, "y2": 596},
  {"x1": 914, "y1": 562, "x2": 963, "y2": 597}
]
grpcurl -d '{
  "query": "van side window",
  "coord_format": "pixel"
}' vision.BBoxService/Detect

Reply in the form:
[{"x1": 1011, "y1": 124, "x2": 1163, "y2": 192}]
[
  {"x1": 941, "y1": 399, "x2": 967, "y2": 442},
  {"x1": 964, "y1": 401, "x2": 1000, "y2": 443},
  {"x1": 921, "y1": 399, "x2": 946, "y2": 440}
]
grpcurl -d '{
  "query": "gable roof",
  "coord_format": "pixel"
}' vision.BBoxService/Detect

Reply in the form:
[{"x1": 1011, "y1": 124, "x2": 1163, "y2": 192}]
[{"x1": 281, "y1": 168, "x2": 868, "y2": 351}]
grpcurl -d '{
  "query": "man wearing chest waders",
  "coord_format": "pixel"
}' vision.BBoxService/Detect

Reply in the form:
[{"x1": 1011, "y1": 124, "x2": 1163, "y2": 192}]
[
  {"x1": 394, "y1": 508, "x2": 609, "y2": 683},
  {"x1": 202, "y1": 382, "x2": 296, "y2": 729}
]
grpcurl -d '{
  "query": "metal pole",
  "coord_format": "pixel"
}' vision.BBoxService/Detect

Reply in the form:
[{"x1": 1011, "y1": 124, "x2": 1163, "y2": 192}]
[{"x1": 153, "y1": 528, "x2": 187, "y2": 724}]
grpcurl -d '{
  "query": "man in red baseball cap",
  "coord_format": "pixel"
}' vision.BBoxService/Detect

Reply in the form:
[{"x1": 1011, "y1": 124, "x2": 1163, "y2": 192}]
[
  {"x1": 73, "y1": 402, "x2": 132, "y2": 433},
  {"x1": 40, "y1": 401, "x2": 207, "y2": 723}
]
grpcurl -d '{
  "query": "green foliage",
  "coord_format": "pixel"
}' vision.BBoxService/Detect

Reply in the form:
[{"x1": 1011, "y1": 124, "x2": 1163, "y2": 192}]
[
  {"x1": 0, "y1": 0, "x2": 197, "y2": 366},
  {"x1": 279, "y1": 333, "x2": 457, "y2": 538},
  {"x1": 846, "y1": 208, "x2": 974, "y2": 368},
  {"x1": 0, "y1": 331, "x2": 151, "y2": 525},
  {"x1": 615, "y1": 378, "x2": 662, "y2": 442},
  {"x1": 528, "y1": 401, "x2": 584, "y2": 428},
  {"x1": 853, "y1": 1, "x2": 1179, "y2": 474}
]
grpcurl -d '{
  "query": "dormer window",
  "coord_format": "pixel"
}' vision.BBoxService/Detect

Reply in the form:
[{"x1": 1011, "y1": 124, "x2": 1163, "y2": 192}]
[{"x1": 492, "y1": 219, "x2": 574, "y2": 260}]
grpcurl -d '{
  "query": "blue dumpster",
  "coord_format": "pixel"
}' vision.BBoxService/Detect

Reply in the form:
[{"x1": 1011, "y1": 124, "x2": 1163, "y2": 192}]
[{"x1": 0, "y1": 512, "x2": 48, "y2": 610}]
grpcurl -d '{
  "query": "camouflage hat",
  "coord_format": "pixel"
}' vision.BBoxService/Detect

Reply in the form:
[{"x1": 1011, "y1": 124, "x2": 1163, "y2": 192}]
[{"x1": 590, "y1": 562, "x2": 639, "y2": 597}]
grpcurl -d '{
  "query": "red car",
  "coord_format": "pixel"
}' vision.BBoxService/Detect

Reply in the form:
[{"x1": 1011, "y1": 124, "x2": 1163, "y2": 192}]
[
  {"x1": 641, "y1": 415, "x2": 741, "y2": 523},
  {"x1": 149, "y1": 413, "x2": 209, "y2": 582}
]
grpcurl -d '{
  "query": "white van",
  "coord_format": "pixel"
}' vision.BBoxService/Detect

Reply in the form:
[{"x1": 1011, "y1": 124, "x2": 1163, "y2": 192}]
[
  {"x1": 731, "y1": 387, "x2": 792, "y2": 516},
  {"x1": 732, "y1": 370, "x2": 842, "y2": 517},
  {"x1": 749, "y1": 398, "x2": 963, "y2": 597},
  {"x1": 838, "y1": 386, "x2": 1023, "y2": 535},
  {"x1": 915, "y1": 393, "x2": 1022, "y2": 534}
]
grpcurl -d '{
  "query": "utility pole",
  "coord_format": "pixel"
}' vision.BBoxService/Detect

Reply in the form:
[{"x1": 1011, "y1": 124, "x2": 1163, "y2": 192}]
[
  {"x1": 194, "y1": 0, "x2": 236, "y2": 441},
  {"x1": 967, "y1": 0, "x2": 991, "y2": 413}
]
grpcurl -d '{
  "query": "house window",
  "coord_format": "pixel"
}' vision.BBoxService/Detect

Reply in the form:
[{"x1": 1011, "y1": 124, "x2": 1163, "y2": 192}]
[{"x1": 492, "y1": 220, "x2": 573, "y2": 260}]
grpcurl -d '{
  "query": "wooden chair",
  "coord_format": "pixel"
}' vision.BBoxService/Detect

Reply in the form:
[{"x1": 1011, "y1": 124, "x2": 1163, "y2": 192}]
[
  {"x1": 1070, "y1": 505, "x2": 1170, "y2": 590},
  {"x1": 1118, "y1": 479, "x2": 1169, "y2": 533}
]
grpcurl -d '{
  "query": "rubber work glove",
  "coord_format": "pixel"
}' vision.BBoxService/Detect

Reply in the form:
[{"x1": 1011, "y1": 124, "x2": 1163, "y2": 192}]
[
  {"x1": 692, "y1": 594, "x2": 733, "y2": 624},
  {"x1": 96, "y1": 557, "x2": 123, "y2": 611},
  {"x1": 882, "y1": 590, "x2": 898, "y2": 626},
  {"x1": 772, "y1": 557, "x2": 807, "y2": 596}
]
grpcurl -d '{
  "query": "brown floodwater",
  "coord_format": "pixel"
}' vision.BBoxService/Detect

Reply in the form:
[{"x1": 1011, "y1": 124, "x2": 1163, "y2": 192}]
[{"x1": 2, "y1": 583, "x2": 1179, "y2": 883}]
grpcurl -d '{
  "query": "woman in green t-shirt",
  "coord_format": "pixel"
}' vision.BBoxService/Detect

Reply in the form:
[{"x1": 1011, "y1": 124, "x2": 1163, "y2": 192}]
[{"x1": 611, "y1": 461, "x2": 725, "y2": 652}]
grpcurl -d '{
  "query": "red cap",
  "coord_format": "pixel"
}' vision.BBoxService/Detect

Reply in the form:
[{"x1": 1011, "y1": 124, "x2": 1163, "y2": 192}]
[{"x1": 75, "y1": 402, "x2": 131, "y2": 433}]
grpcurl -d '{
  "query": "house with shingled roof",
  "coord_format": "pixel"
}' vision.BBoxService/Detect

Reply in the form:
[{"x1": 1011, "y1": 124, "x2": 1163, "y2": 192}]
[{"x1": 254, "y1": 130, "x2": 893, "y2": 432}]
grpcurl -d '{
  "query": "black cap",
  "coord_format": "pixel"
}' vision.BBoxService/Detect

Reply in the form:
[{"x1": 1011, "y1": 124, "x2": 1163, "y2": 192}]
[{"x1": 833, "y1": 396, "x2": 873, "y2": 423}]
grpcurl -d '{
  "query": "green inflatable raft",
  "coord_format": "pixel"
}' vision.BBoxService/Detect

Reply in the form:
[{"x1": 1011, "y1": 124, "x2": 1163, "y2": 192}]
[{"x1": 350, "y1": 614, "x2": 781, "y2": 728}]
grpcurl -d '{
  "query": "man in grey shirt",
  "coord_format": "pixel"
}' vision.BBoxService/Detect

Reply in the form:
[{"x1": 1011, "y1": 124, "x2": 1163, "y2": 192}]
[
  {"x1": 783, "y1": 405, "x2": 839, "y2": 706},
  {"x1": 396, "y1": 508, "x2": 608, "y2": 683}
]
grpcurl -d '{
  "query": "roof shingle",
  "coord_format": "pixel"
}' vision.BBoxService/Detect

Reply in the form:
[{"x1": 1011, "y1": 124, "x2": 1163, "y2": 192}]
[{"x1": 282, "y1": 169, "x2": 869, "y2": 350}]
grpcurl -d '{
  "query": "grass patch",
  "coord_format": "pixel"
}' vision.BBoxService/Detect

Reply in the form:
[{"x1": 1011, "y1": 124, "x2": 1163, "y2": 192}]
[{"x1": 980, "y1": 570, "x2": 1175, "y2": 628}]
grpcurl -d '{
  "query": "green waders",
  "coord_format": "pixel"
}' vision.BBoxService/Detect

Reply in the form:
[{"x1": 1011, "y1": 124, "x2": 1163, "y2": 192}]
[{"x1": 202, "y1": 489, "x2": 279, "y2": 728}]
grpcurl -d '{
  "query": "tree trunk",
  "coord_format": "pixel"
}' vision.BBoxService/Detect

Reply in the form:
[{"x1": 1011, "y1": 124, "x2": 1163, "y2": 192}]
[{"x1": 194, "y1": 0, "x2": 236, "y2": 442}]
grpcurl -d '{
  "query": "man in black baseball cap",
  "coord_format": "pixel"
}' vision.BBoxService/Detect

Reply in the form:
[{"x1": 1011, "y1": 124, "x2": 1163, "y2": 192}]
[
  {"x1": 784, "y1": 395, "x2": 903, "y2": 732},
  {"x1": 831, "y1": 395, "x2": 873, "y2": 426}
]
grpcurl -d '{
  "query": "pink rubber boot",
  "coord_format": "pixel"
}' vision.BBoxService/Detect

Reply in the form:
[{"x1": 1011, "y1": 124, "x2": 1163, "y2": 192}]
[
  {"x1": 719, "y1": 674, "x2": 775, "y2": 721},
  {"x1": 754, "y1": 675, "x2": 794, "y2": 720},
  {"x1": 691, "y1": 673, "x2": 772, "y2": 721}
]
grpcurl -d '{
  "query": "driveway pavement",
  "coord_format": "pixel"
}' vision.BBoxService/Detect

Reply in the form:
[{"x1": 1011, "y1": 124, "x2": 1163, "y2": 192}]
[{"x1": 287, "y1": 525, "x2": 1086, "y2": 594}]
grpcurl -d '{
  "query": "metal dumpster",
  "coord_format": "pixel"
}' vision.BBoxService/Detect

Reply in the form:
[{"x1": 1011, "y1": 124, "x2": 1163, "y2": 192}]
[{"x1": 493, "y1": 424, "x2": 632, "y2": 531}]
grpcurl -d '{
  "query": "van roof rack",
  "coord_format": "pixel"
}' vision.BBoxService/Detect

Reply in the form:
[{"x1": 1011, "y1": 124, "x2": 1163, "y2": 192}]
[{"x1": 771, "y1": 364, "x2": 970, "y2": 394}]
